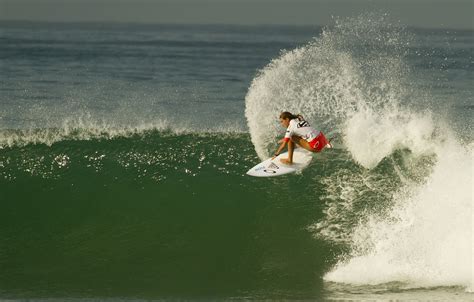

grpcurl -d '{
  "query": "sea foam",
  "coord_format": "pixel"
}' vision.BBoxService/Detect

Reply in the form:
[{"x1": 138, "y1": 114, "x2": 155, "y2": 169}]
[{"x1": 245, "y1": 14, "x2": 473, "y2": 291}]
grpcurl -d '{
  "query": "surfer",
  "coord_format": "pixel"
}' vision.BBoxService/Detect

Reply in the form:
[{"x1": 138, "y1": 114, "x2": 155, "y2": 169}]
[{"x1": 273, "y1": 112, "x2": 331, "y2": 165}]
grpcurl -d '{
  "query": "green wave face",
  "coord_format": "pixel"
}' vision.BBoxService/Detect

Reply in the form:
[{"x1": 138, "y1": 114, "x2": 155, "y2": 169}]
[{"x1": 0, "y1": 131, "x2": 431, "y2": 299}]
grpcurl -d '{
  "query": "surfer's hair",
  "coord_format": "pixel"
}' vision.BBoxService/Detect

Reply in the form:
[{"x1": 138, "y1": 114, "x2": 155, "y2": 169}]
[{"x1": 280, "y1": 111, "x2": 304, "y2": 121}]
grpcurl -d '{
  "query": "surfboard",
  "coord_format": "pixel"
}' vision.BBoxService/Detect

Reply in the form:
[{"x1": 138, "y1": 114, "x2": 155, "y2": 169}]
[{"x1": 246, "y1": 148, "x2": 313, "y2": 177}]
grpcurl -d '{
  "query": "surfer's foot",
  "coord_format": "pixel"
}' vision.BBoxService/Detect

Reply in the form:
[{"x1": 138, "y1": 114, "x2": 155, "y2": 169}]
[{"x1": 280, "y1": 158, "x2": 293, "y2": 165}]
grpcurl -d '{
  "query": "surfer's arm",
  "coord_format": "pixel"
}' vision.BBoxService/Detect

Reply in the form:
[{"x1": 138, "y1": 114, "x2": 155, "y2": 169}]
[
  {"x1": 272, "y1": 139, "x2": 288, "y2": 158},
  {"x1": 273, "y1": 125, "x2": 292, "y2": 158}
]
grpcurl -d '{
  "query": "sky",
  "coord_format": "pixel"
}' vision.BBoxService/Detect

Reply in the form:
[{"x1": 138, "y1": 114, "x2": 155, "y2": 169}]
[{"x1": 0, "y1": 0, "x2": 472, "y2": 29}]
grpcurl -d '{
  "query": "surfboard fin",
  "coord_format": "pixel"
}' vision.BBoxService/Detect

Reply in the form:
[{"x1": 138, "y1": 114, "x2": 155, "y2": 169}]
[{"x1": 326, "y1": 136, "x2": 335, "y2": 149}]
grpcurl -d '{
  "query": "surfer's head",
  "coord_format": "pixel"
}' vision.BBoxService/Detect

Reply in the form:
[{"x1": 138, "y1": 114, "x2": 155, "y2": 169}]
[{"x1": 279, "y1": 111, "x2": 302, "y2": 127}]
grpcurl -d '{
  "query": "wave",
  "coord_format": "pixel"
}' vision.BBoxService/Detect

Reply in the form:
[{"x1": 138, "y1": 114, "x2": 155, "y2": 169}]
[
  {"x1": 324, "y1": 138, "x2": 473, "y2": 291},
  {"x1": 245, "y1": 14, "x2": 473, "y2": 291},
  {"x1": 0, "y1": 130, "x2": 254, "y2": 183},
  {"x1": 0, "y1": 115, "x2": 246, "y2": 149}
]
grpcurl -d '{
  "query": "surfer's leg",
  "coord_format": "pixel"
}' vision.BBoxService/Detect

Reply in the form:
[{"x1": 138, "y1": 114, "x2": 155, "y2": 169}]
[
  {"x1": 280, "y1": 141, "x2": 294, "y2": 164},
  {"x1": 291, "y1": 135, "x2": 315, "y2": 153},
  {"x1": 280, "y1": 135, "x2": 312, "y2": 164},
  {"x1": 288, "y1": 139, "x2": 294, "y2": 161},
  {"x1": 280, "y1": 137, "x2": 296, "y2": 164}
]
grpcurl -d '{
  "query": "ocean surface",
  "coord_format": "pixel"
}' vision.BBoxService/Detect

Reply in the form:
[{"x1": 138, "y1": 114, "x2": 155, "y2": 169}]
[{"x1": 0, "y1": 15, "x2": 473, "y2": 301}]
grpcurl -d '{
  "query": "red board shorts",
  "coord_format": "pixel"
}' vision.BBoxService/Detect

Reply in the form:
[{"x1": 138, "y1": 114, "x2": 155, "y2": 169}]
[{"x1": 309, "y1": 132, "x2": 330, "y2": 152}]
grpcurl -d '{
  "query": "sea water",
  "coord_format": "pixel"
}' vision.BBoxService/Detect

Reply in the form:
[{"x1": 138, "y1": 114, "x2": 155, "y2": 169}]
[{"x1": 0, "y1": 15, "x2": 472, "y2": 301}]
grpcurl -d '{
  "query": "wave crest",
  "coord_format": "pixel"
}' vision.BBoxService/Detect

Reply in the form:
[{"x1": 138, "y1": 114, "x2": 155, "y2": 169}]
[{"x1": 0, "y1": 114, "x2": 246, "y2": 148}]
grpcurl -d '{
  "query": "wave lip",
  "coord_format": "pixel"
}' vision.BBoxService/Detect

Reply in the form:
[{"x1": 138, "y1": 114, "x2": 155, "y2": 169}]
[
  {"x1": 245, "y1": 14, "x2": 410, "y2": 160},
  {"x1": 0, "y1": 116, "x2": 247, "y2": 149}
]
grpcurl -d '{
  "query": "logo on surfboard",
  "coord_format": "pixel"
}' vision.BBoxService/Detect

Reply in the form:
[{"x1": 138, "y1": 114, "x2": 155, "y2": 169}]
[{"x1": 263, "y1": 162, "x2": 280, "y2": 174}]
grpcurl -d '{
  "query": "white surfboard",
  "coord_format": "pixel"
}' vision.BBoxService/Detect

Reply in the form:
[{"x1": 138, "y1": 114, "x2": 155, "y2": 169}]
[{"x1": 246, "y1": 148, "x2": 313, "y2": 177}]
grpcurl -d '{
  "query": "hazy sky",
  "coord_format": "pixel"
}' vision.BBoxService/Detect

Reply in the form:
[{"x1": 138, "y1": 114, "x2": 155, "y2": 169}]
[{"x1": 0, "y1": 0, "x2": 472, "y2": 29}]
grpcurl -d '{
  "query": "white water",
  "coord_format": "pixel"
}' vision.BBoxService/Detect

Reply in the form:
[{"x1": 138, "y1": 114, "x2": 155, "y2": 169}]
[
  {"x1": 325, "y1": 137, "x2": 473, "y2": 290},
  {"x1": 245, "y1": 15, "x2": 473, "y2": 291},
  {"x1": 245, "y1": 15, "x2": 409, "y2": 160},
  {"x1": 0, "y1": 113, "x2": 246, "y2": 148}
]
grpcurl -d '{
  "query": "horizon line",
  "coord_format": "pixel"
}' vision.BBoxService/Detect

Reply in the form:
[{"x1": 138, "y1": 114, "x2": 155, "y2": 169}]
[{"x1": 1, "y1": 19, "x2": 472, "y2": 32}]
